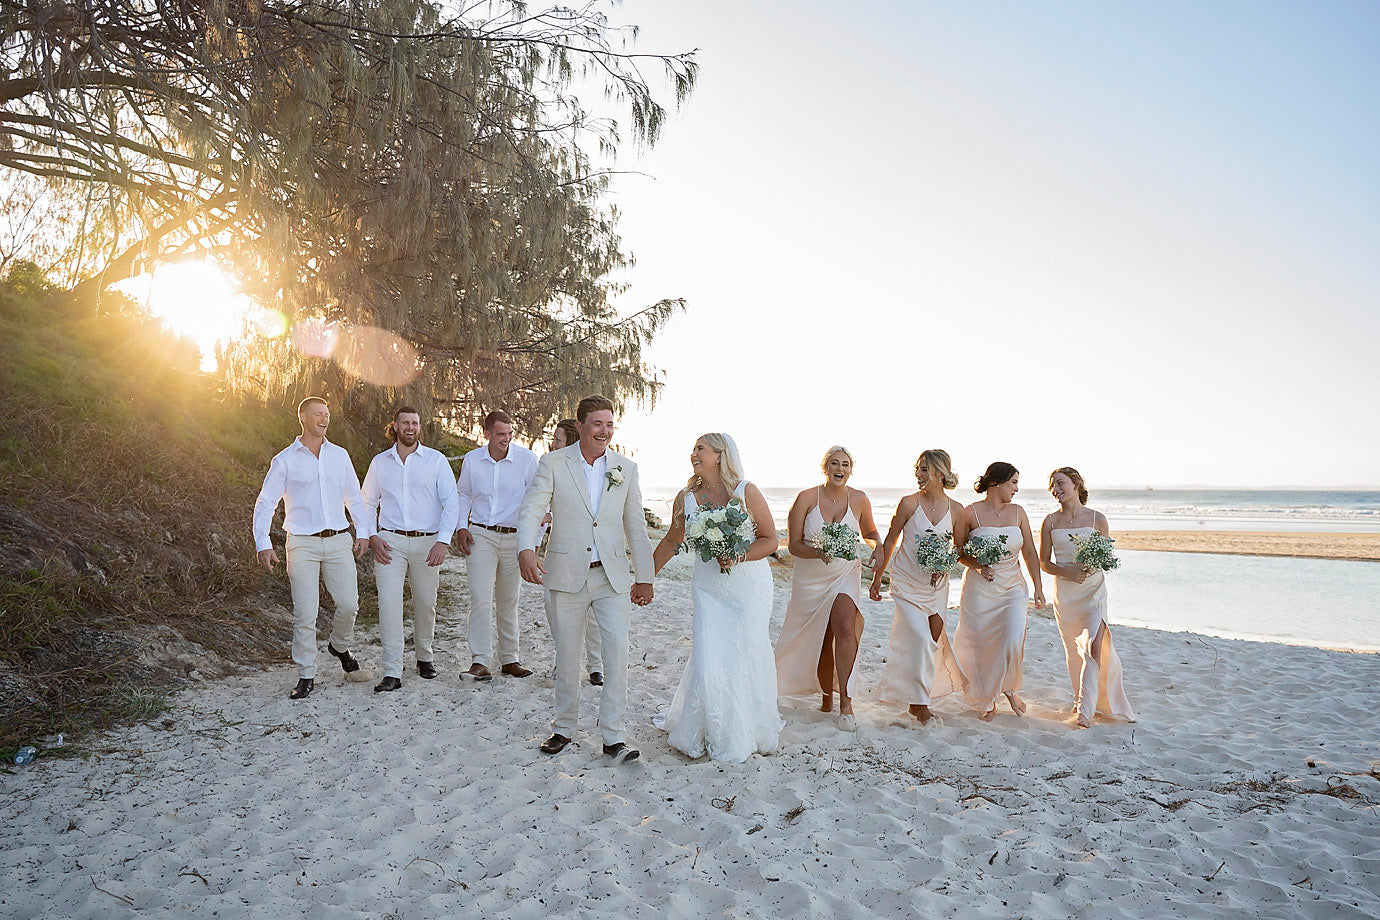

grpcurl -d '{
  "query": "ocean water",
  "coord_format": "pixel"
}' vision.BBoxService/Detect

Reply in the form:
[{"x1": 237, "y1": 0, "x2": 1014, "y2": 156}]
[{"x1": 644, "y1": 486, "x2": 1380, "y2": 651}]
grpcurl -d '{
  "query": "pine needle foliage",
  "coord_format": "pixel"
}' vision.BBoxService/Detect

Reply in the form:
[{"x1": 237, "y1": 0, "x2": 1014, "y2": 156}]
[{"x1": 0, "y1": 0, "x2": 697, "y2": 441}]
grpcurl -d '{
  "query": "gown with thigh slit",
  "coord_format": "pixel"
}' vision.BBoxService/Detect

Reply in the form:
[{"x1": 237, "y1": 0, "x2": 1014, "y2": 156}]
[
  {"x1": 954, "y1": 513, "x2": 1028, "y2": 713},
  {"x1": 1050, "y1": 525, "x2": 1136, "y2": 723},
  {"x1": 774, "y1": 492, "x2": 863, "y2": 698},
  {"x1": 876, "y1": 507, "x2": 965, "y2": 706},
  {"x1": 655, "y1": 482, "x2": 781, "y2": 762}
]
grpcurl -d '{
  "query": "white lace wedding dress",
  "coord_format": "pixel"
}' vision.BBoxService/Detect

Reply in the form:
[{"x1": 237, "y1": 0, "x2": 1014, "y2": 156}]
[{"x1": 655, "y1": 482, "x2": 782, "y2": 762}]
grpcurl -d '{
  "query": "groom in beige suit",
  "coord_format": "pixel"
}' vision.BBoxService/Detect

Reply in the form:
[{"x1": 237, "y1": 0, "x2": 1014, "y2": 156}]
[{"x1": 518, "y1": 395, "x2": 654, "y2": 762}]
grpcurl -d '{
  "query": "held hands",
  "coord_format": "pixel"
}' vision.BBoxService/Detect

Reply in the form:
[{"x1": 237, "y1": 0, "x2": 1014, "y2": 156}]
[
  {"x1": 631, "y1": 582, "x2": 654, "y2": 607},
  {"x1": 256, "y1": 548, "x2": 279, "y2": 571},
  {"x1": 455, "y1": 529, "x2": 474, "y2": 557},
  {"x1": 1033, "y1": 590, "x2": 1046, "y2": 610},
  {"x1": 369, "y1": 535, "x2": 392, "y2": 565},
  {"x1": 868, "y1": 574, "x2": 884, "y2": 602},
  {"x1": 518, "y1": 548, "x2": 545, "y2": 585},
  {"x1": 353, "y1": 538, "x2": 369, "y2": 559},
  {"x1": 426, "y1": 542, "x2": 448, "y2": 567}
]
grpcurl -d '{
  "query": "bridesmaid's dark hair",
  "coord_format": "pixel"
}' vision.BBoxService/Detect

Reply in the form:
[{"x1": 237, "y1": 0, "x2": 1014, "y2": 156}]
[
  {"x1": 974, "y1": 461, "x2": 1018, "y2": 493},
  {"x1": 1049, "y1": 467, "x2": 1089, "y2": 504}
]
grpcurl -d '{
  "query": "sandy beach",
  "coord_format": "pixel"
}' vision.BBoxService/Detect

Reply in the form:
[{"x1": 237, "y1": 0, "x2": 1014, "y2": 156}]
[
  {"x1": 1110, "y1": 531, "x2": 1380, "y2": 562},
  {"x1": 3, "y1": 549, "x2": 1378, "y2": 919}
]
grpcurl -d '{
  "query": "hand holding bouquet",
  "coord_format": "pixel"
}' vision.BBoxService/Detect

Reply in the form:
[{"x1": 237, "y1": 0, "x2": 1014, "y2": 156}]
[
  {"x1": 683, "y1": 498, "x2": 757, "y2": 574},
  {"x1": 962, "y1": 533, "x2": 1010, "y2": 568},
  {"x1": 915, "y1": 530, "x2": 959, "y2": 587},
  {"x1": 1068, "y1": 531, "x2": 1119, "y2": 573},
  {"x1": 816, "y1": 521, "x2": 860, "y2": 564}
]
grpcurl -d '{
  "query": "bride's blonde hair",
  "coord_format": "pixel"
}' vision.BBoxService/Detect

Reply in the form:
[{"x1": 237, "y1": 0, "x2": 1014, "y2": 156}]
[{"x1": 684, "y1": 433, "x2": 746, "y2": 497}]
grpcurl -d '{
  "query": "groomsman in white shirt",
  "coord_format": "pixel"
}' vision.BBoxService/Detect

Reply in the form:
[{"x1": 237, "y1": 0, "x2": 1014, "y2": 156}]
[
  {"x1": 253, "y1": 397, "x2": 372, "y2": 699},
  {"x1": 455, "y1": 409, "x2": 538, "y2": 681},
  {"x1": 362, "y1": 406, "x2": 460, "y2": 693}
]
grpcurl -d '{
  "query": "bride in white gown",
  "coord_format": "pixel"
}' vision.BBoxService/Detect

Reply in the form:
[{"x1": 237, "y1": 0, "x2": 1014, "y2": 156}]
[{"x1": 652, "y1": 433, "x2": 782, "y2": 762}]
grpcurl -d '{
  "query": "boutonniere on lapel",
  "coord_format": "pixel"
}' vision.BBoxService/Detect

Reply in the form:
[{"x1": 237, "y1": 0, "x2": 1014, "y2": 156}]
[{"x1": 605, "y1": 466, "x2": 624, "y2": 492}]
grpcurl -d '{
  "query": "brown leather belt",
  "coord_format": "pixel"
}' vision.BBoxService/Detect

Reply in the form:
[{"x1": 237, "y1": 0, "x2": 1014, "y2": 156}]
[
  {"x1": 589, "y1": 560, "x2": 602, "y2": 569},
  {"x1": 301, "y1": 528, "x2": 347, "y2": 538},
  {"x1": 474, "y1": 523, "x2": 517, "y2": 534},
  {"x1": 382, "y1": 529, "x2": 437, "y2": 538}
]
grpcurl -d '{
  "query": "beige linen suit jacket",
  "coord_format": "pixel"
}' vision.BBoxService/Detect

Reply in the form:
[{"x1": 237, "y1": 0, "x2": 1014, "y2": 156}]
[{"x1": 517, "y1": 445, "x2": 654, "y2": 594}]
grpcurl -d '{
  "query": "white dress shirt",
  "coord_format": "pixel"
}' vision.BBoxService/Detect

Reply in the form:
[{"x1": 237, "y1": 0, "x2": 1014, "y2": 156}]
[
  {"x1": 456, "y1": 443, "x2": 539, "y2": 529},
  {"x1": 582, "y1": 450, "x2": 608, "y2": 563},
  {"x1": 361, "y1": 443, "x2": 460, "y2": 544},
  {"x1": 253, "y1": 437, "x2": 371, "y2": 551}
]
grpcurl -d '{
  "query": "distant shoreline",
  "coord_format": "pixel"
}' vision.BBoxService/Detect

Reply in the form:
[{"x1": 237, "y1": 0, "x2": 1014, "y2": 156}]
[{"x1": 1111, "y1": 530, "x2": 1380, "y2": 562}]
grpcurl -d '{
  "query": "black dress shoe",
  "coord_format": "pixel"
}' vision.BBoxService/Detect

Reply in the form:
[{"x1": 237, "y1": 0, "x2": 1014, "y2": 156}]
[
  {"x1": 589, "y1": 671, "x2": 604, "y2": 686},
  {"x1": 327, "y1": 643, "x2": 361, "y2": 673},
  {"x1": 417, "y1": 661, "x2": 438, "y2": 680},
  {"x1": 540, "y1": 733, "x2": 572, "y2": 754},
  {"x1": 603, "y1": 742, "x2": 639, "y2": 763},
  {"x1": 374, "y1": 676, "x2": 402, "y2": 693},
  {"x1": 289, "y1": 678, "x2": 314, "y2": 700}
]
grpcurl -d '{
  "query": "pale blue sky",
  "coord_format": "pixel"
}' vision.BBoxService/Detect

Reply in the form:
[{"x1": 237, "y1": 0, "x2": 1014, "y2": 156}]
[{"x1": 601, "y1": 1, "x2": 1379, "y2": 488}]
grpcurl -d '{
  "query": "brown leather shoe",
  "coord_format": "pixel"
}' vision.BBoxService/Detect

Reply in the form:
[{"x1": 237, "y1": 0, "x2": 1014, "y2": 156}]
[
  {"x1": 603, "y1": 742, "x2": 640, "y2": 763},
  {"x1": 500, "y1": 662, "x2": 533, "y2": 678},
  {"x1": 466, "y1": 662, "x2": 492, "y2": 682},
  {"x1": 540, "y1": 733, "x2": 572, "y2": 754}
]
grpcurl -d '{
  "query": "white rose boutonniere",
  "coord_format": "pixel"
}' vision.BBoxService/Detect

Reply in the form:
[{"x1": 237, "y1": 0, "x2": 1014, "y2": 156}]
[{"x1": 605, "y1": 465, "x2": 624, "y2": 492}]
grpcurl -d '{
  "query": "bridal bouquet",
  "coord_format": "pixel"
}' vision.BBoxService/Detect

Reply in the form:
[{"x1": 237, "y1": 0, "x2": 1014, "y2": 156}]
[
  {"x1": 915, "y1": 531, "x2": 959, "y2": 587},
  {"x1": 1068, "y1": 531, "x2": 1120, "y2": 573},
  {"x1": 683, "y1": 498, "x2": 757, "y2": 574},
  {"x1": 817, "y1": 521, "x2": 859, "y2": 563},
  {"x1": 962, "y1": 533, "x2": 1010, "y2": 567}
]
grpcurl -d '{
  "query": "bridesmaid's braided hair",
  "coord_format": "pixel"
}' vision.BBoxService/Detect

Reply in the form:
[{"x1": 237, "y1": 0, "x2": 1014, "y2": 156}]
[
  {"x1": 1049, "y1": 467, "x2": 1089, "y2": 504},
  {"x1": 974, "y1": 461, "x2": 1018, "y2": 494},
  {"x1": 915, "y1": 449, "x2": 959, "y2": 489}
]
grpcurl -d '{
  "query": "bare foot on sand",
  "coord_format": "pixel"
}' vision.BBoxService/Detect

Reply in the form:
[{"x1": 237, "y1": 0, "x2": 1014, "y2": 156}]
[
  {"x1": 980, "y1": 707, "x2": 997, "y2": 722},
  {"x1": 1005, "y1": 691, "x2": 1027, "y2": 716},
  {"x1": 820, "y1": 692, "x2": 834, "y2": 713},
  {"x1": 1075, "y1": 713, "x2": 1092, "y2": 728},
  {"x1": 909, "y1": 704, "x2": 936, "y2": 725}
]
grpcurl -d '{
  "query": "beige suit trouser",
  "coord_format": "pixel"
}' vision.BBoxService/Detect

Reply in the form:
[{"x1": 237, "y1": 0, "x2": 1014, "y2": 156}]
[
  {"x1": 544, "y1": 586, "x2": 603, "y2": 672},
  {"x1": 375, "y1": 531, "x2": 442, "y2": 679},
  {"x1": 551, "y1": 565, "x2": 629, "y2": 745},
  {"x1": 285, "y1": 532, "x2": 359, "y2": 679},
  {"x1": 465, "y1": 527, "x2": 521, "y2": 668}
]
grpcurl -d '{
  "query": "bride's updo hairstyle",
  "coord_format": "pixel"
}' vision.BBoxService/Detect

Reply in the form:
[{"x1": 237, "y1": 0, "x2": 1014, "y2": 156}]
[
  {"x1": 974, "y1": 461, "x2": 1018, "y2": 494},
  {"x1": 1049, "y1": 466, "x2": 1089, "y2": 504},
  {"x1": 916, "y1": 449, "x2": 959, "y2": 489},
  {"x1": 685, "y1": 433, "x2": 746, "y2": 497},
  {"x1": 820, "y1": 445, "x2": 854, "y2": 475}
]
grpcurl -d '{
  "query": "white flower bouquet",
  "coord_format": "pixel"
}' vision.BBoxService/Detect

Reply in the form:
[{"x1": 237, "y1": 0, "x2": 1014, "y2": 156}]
[
  {"x1": 1068, "y1": 531, "x2": 1120, "y2": 573},
  {"x1": 816, "y1": 521, "x2": 859, "y2": 563},
  {"x1": 962, "y1": 533, "x2": 1009, "y2": 567},
  {"x1": 683, "y1": 497, "x2": 757, "y2": 574},
  {"x1": 915, "y1": 530, "x2": 959, "y2": 587}
]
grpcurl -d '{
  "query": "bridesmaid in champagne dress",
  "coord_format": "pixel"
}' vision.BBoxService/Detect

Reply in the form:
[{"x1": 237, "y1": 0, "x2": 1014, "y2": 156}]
[
  {"x1": 774, "y1": 446, "x2": 880, "y2": 731},
  {"x1": 1040, "y1": 467, "x2": 1137, "y2": 727},
  {"x1": 871, "y1": 449, "x2": 968, "y2": 725},
  {"x1": 955, "y1": 462, "x2": 1045, "y2": 721}
]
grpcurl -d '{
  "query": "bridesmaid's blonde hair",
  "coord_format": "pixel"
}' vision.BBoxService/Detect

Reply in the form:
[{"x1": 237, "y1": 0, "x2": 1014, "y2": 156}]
[
  {"x1": 1049, "y1": 467, "x2": 1089, "y2": 504},
  {"x1": 916, "y1": 449, "x2": 959, "y2": 489},
  {"x1": 685, "y1": 433, "x2": 746, "y2": 498},
  {"x1": 820, "y1": 445, "x2": 854, "y2": 475}
]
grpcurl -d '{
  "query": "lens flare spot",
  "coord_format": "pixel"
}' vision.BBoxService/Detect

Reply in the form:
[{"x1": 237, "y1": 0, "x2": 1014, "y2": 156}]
[
  {"x1": 291, "y1": 317, "x2": 341, "y2": 359},
  {"x1": 336, "y1": 325, "x2": 420, "y2": 386}
]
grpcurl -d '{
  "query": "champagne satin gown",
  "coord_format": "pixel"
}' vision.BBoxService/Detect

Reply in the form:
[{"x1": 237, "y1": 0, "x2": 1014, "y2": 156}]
[
  {"x1": 774, "y1": 495, "x2": 863, "y2": 698},
  {"x1": 876, "y1": 507, "x2": 965, "y2": 706},
  {"x1": 954, "y1": 517, "x2": 1028, "y2": 712},
  {"x1": 1050, "y1": 525, "x2": 1136, "y2": 723}
]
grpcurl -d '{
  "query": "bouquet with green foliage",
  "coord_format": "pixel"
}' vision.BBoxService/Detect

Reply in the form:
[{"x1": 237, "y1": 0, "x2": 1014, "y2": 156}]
[
  {"x1": 683, "y1": 498, "x2": 757, "y2": 574},
  {"x1": 817, "y1": 521, "x2": 859, "y2": 563},
  {"x1": 962, "y1": 533, "x2": 1010, "y2": 567},
  {"x1": 1068, "y1": 531, "x2": 1120, "y2": 573},
  {"x1": 915, "y1": 530, "x2": 959, "y2": 586}
]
